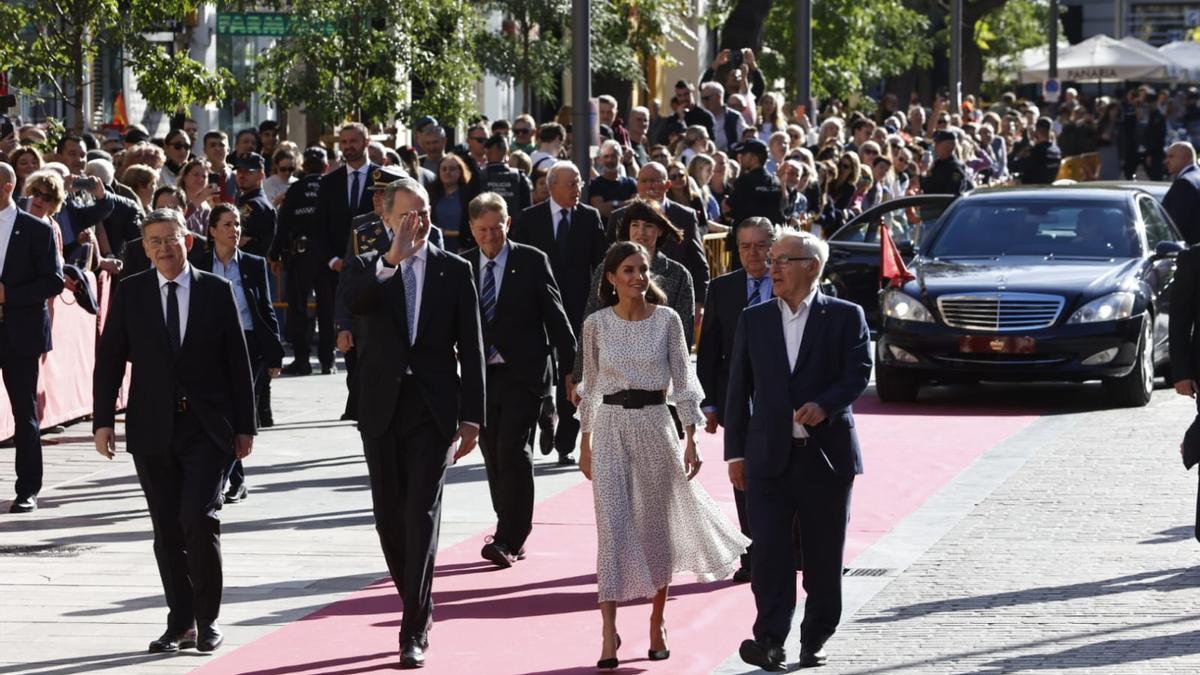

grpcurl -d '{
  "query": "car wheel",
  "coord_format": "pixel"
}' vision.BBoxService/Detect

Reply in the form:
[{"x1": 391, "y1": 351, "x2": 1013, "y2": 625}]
[
  {"x1": 1103, "y1": 317, "x2": 1154, "y2": 408},
  {"x1": 876, "y1": 364, "x2": 920, "y2": 402}
]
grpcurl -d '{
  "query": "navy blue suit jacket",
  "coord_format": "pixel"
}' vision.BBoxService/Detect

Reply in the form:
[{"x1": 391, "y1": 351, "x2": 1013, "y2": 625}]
[
  {"x1": 193, "y1": 250, "x2": 285, "y2": 369},
  {"x1": 2, "y1": 209, "x2": 65, "y2": 357},
  {"x1": 723, "y1": 292, "x2": 871, "y2": 478},
  {"x1": 1164, "y1": 164, "x2": 1200, "y2": 245}
]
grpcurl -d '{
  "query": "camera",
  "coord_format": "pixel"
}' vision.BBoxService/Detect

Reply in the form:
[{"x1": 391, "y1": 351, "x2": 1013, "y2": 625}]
[
  {"x1": 72, "y1": 176, "x2": 99, "y2": 191},
  {"x1": 729, "y1": 49, "x2": 744, "y2": 69}
]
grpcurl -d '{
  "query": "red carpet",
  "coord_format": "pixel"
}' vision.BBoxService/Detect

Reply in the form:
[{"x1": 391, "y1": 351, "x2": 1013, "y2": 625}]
[{"x1": 192, "y1": 399, "x2": 1038, "y2": 675}]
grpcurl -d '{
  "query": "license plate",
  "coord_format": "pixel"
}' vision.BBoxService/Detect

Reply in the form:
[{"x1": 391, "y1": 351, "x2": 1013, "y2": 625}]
[{"x1": 958, "y1": 336, "x2": 1036, "y2": 354}]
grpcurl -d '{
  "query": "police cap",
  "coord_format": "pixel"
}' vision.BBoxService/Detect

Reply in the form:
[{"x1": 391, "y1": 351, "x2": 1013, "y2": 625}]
[
  {"x1": 235, "y1": 152, "x2": 266, "y2": 171},
  {"x1": 367, "y1": 165, "x2": 408, "y2": 190},
  {"x1": 932, "y1": 130, "x2": 957, "y2": 144},
  {"x1": 302, "y1": 146, "x2": 327, "y2": 164},
  {"x1": 733, "y1": 138, "x2": 769, "y2": 159}
]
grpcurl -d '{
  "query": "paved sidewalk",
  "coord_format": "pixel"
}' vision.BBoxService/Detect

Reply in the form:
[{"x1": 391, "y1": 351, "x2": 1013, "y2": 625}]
[{"x1": 825, "y1": 384, "x2": 1200, "y2": 674}]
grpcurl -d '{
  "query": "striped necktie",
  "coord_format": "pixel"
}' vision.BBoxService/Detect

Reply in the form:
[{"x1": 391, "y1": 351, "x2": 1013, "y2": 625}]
[
  {"x1": 480, "y1": 260, "x2": 499, "y2": 360},
  {"x1": 747, "y1": 276, "x2": 765, "y2": 305}
]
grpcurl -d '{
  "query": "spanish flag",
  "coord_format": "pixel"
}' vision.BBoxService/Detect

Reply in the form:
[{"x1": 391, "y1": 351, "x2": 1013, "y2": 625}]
[
  {"x1": 880, "y1": 223, "x2": 915, "y2": 288},
  {"x1": 112, "y1": 91, "x2": 128, "y2": 129}
]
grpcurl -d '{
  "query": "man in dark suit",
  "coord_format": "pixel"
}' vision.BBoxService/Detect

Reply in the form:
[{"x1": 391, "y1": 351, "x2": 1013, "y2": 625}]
[
  {"x1": 344, "y1": 178, "x2": 484, "y2": 669},
  {"x1": 0, "y1": 163, "x2": 65, "y2": 513},
  {"x1": 1164, "y1": 142, "x2": 1200, "y2": 245},
  {"x1": 461, "y1": 192, "x2": 576, "y2": 568},
  {"x1": 509, "y1": 161, "x2": 606, "y2": 466},
  {"x1": 725, "y1": 231, "x2": 871, "y2": 671},
  {"x1": 607, "y1": 161, "x2": 710, "y2": 311},
  {"x1": 93, "y1": 208, "x2": 256, "y2": 654},
  {"x1": 193, "y1": 203, "x2": 284, "y2": 502},
  {"x1": 317, "y1": 123, "x2": 379, "y2": 420},
  {"x1": 697, "y1": 217, "x2": 776, "y2": 579},
  {"x1": 1170, "y1": 241, "x2": 1200, "y2": 540}
]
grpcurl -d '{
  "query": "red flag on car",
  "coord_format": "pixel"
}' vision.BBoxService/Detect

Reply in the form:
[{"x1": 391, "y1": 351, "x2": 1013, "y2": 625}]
[{"x1": 879, "y1": 224, "x2": 915, "y2": 288}]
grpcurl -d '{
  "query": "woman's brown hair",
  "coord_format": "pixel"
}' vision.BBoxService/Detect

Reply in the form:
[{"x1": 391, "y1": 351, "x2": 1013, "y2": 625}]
[{"x1": 597, "y1": 241, "x2": 667, "y2": 308}]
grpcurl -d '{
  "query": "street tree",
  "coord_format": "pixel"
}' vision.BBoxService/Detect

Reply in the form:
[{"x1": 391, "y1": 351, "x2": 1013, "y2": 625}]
[
  {"x1": 0, "y1": 0, "x2": 230, "y2": 132},
  {"x1": 245, "y1": 0, "x2": 481, "y2": 130}
]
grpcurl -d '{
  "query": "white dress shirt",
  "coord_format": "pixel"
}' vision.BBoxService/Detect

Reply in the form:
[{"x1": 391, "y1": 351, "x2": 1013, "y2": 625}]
[
  {"x1": 156, "y1": 264, "x2": 193, "y2": 343},
  {"x1": 375, "y1": 243, "x2": 428, "y2": 339},
  {"x1": 0, "y1": 200, "x2": 17, "y2": 278},
  {"x1": 780, "y1": 288, "x2": 819, "y2": 439}
]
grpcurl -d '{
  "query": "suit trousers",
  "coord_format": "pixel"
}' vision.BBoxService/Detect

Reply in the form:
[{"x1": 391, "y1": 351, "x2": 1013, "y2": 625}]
[
  {"x1": 132, "y1": 410, "x2": 229, "y2": 630},
  {"x1": 0, "y1": 327, "x2": 42, "y2": 497},
  {"x1": 361, "y1": 379, "x2": 449, "y2": 640},
  {"x1": 343, "y1": 347, "x2": 359, "y2": 420},
  {"x1": 747, "y1": 441, "x2": 853, "y2": 650},
  {"x1": 480, "y1": 364, "x2": 540, "y2": 551},
  {"x1": 226, "y1": 331, "x2": 266, "y2": 490},
  {"x1": 284, "y1": 252, "x2": 336, "y2": 367}
]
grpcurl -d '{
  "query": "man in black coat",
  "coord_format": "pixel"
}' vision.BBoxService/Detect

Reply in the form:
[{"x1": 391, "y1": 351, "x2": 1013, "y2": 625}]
[
  {"x1": 317, "y1": 124, "x2": 378, "y2": 418},
  {"x1": 0, "y1": 163, "x2": 65, "y2": 513},
  {"x1": 1163, "y1": 141, "x2": 1200, "y2": 245},
  {"x1": 1171, "y1": 242, "x2": 1200, "y2": 541},
  {"x1": 1009, "y1": 117, "x2": 1062, "y2": 185},
  {"x1": 93, "y1": 208, "x2": 256, "y2": 654},
  {"x1": 509, "y1": 161, "x2": 607, "y2": 465},
  {"x1": 607, "y1": 162, "x2": 710, "y2": 307},
  {"x1": 344, "y1": 178, "x2": 484, "y2": 669},
  {"x1": 725, "y1": 140, "x2": 785, "y2": 270},
  {"x1": 461, "y1": 192, "x2": 576, "y2": 568},
  {"x1": 697, "y1": 217, "x2": 776, "y2": 579}
]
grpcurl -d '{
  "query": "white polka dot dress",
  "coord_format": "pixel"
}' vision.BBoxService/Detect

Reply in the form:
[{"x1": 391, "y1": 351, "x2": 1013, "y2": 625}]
[{"x1": 577, "y1": 305, "x2": 750, "y2": 603}]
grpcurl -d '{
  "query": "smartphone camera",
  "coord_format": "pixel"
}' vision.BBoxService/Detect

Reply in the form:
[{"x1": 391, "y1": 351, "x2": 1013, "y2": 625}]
[{"x1": 72, "y1": 176, "x2": 99, "y2": 191}]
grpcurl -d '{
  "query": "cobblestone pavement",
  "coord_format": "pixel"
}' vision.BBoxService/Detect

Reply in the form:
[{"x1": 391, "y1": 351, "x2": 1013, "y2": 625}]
[{"x1": 823, "y1": 382, "x2": 1200, "y2": 675}]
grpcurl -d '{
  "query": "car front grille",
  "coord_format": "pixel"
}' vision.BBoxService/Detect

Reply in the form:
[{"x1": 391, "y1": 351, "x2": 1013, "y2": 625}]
[{"x1": 936, "y1": 293, "x2": 1065, "y2": 332}]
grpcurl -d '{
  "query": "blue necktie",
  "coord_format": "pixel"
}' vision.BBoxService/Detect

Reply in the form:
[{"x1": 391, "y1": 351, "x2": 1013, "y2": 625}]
[
  {"x1": 747, "y1": 276, "x2": 765, "y2": 305},
  {"x1": 402, "y1": 260, "x2": 418, "y2": 345},
  {"x1": 480, "y1": 260, "x2": 499, "y2": 361}
]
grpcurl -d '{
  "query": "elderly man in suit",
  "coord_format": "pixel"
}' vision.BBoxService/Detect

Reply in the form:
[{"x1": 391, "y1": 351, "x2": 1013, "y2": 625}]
[
  {"x1": 510, "y1": 161, "x2": 606, "y2": 466},
  {"x1": 607, "y1": 161, "x2": 710, "y2": 317},
  {"x1": 697, "y1": 216, "x2": 776, "y2": 580},
  {"x1": 1163, "y1": 141, "x2": 1200, "y2": 245},
  {"x1": 0, "y1": 162, "x2": 65, "y2": 513},
  {"x1": 461, "y1": 192, "x2": 576, "y2": 568},
  {"x1": 94, "y1": 208, "x2": 256, "y2": 654},
  {"x1": 344, "y1": 177, "x2": 485, "y2": 669},
  {"x1": 725, "y1": 231, "x2": 871, "y2": 671}
]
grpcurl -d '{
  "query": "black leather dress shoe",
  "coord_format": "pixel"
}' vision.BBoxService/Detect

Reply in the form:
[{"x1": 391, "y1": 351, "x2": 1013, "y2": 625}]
[
  {"x1": 282, "y1": 360, "x2": 312, "y2": 376},
  {"x1": 399, "y1": 635, "x2": 426, "y2": 668},
  {"x1": 537, "y1": 415, "x2": 555, "y2": 455},
  {"x1": 739, "y1": 639, "x2": 787, "y2": 672},
  {"x1": 732, "y1": 566, "x2": 752, "y2": 583},
  {"x1": 556, "y1": 454, "x2": 576, "y2": 466},
  {"x1": 9, "y1": 494, "x2": 37, "y2": 514},
  {"x1": 481, "y1": 540, "x2": 516, "y2": 568},
  {"x1": 321, "y1": 364, "x2": 337, "y2": 375},
  {"x1": 197, "y1": 623, "x2": 223, "y2": 652},
  {"x1": 798, "y1": 646, "x2": 828, "y2": 668},
  {"x1": 148, "y1": 626, "x2": 197, "y2": 653},
  {"x1": 224, "y1": 484, "x2": 247, "y2": 504}
]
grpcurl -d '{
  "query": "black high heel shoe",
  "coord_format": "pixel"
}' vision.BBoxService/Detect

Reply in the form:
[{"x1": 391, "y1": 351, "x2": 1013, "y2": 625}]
[
  {"x1": 649, "y1": 624, "x2": 670, "y2": 661},
  {"x1": 597, "y1": 634, "x2": 621, "y2": 670}
]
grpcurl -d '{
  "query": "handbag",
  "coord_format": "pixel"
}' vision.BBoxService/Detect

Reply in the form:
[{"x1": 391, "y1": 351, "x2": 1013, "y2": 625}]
[{"x1": 61, "y1": 264, "x2": 99, "y2": 315}]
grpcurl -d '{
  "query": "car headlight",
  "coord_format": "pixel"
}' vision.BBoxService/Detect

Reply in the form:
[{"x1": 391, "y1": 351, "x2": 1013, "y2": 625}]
[
  {"x1": 1067, "y1": 292, "x2": 1136, "y2": 324},
  {"x1": 881, "y1": 289, "x2": 933, "y2": 323}
]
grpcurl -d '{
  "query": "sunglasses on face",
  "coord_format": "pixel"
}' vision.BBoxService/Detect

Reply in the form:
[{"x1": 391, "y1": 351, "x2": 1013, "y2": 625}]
[
  {"x1": 839, "y1": 163, "x2": 853, "y2": 170},
  {"x1": 29, "y1": 189, "x2": 54, "y2": 202},
  {"x1": 669, "y1": 173, "x2": 684, "y2": 181},
  {"x1": 470, "y1": 135, "x2": 487, "y2": 143},
  {"x1": 514, "y1": 128, "x2": 532, "y2": 135},
  {"x1": 277, "y1": 165, "x2": 295, "y2": 173},
  {"x1": 169, "y1": 142, "x2": 189, "y2": 151}
]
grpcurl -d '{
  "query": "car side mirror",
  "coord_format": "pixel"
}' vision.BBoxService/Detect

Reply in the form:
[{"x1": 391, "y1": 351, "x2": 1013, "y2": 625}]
[
  {"x1": 897, "y1": 240, "x2": 916, "y2": 258},
  {"x1": 1154, "y1": 240, "x2": 1185, "y2": 259}
]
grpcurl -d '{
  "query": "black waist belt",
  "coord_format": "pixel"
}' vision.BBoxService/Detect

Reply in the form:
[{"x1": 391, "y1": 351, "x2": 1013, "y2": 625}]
[{"x1": 602, "y1": 389, "x2": 665, "y2": 409}]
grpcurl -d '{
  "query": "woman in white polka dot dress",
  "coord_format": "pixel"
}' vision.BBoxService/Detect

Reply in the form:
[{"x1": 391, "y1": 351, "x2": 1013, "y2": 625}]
[{"x1": 575, "y1": 241, "x2": 750, "y2": 669}]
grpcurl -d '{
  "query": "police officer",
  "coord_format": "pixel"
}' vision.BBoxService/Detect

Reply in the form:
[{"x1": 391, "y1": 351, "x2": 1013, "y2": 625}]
[
  {"x1": 923, "y1": 130, "x2": 973, "y2": 197},
  {"x1": 234, "y1": 152, "x2": 278, "y2": 425},
  {"x1": 478, "y1": 134, "x2": 532, "y2": 223},
  {"x1": 234, "y1": 153, "x2": 278, "y2": 258},
  {"x1": 334, "y1": 165, "x2": 445, "y2": 421},
  {"x1": 1008, "y1": 117, "x2": 1062, "y2": 185},
  {"x1": 275, "y1": 147, "x2": 337, "y2": 376},
  {"x1": 723, "y1": 139, "x2": 784, "y2": 270}
]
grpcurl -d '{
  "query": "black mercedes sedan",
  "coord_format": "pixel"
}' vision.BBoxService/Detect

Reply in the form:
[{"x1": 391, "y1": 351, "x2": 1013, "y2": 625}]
[{"x1": 828, "y1": 186, "x2": 1184, "y2": 407}]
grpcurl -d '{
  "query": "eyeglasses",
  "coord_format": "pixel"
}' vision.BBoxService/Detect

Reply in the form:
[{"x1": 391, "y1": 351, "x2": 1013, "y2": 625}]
[
  {"x1": 145, "y1": 234, "x2": 185, "y2": 248},
  {"x1": 470, "y1": 135, "x2": 488, "y2": 143},
  {"x1": 765, "y1": 255, "x2": 814, "y2": 266},
  {"x1": 668, "y1": 173, "x2": 684, "y2": 181},
  {"x1": 277, "y1": 165, "x2": 295, "y2": 173},
  {"x1": 29, "y1": 189, "x2": 54, "y2": 202},
  {"x1": 513, "y1": 127, "x2": 533, "y2": 135},
  {"x1": 169, "y1": 143, "x2": 189, "y2": 151}
]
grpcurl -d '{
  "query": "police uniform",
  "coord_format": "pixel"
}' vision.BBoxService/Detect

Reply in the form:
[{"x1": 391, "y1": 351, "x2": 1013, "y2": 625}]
[
  {"x1": 235, "y1": 153, "x2": 278, "y2": 258},
  {"x1": 725, "y1": 139, "x2": 785, "y2": 270},
  {"x1": 479, "y1": 163, "x2": 532, "y2": 222},
  {"x1": 278, "y1": 147, "x2": 337, "y2": 374},
  {"x1": 923, "y1": 131, "x2": 972, "y2": 197}
]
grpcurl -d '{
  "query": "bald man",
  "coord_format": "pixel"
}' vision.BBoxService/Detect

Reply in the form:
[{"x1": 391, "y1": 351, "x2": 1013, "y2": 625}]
[{"x1": 1164, "y1": 141, "x2": 1200, "y2": 245}]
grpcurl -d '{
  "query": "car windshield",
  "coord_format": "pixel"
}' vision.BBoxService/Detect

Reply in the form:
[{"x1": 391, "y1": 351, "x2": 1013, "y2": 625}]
[{"x1": 926, "y1": 200, "x2": 1140, "y2": 259}]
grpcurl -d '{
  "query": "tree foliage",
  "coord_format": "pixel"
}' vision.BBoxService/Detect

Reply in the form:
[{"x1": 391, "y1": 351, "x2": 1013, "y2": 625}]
[
  {"x1": 757, "y1": 0, "x2": 931, "y2": 101},
  {"x1": 244, "y1": 0, "x2": 481, "y2": 130},
  {"x1": 0, "y1": 0, "x2": 230, "y2": 131},
  {"x1": 973, "y1": 0, "x2": 1053, "y2": 85}
]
